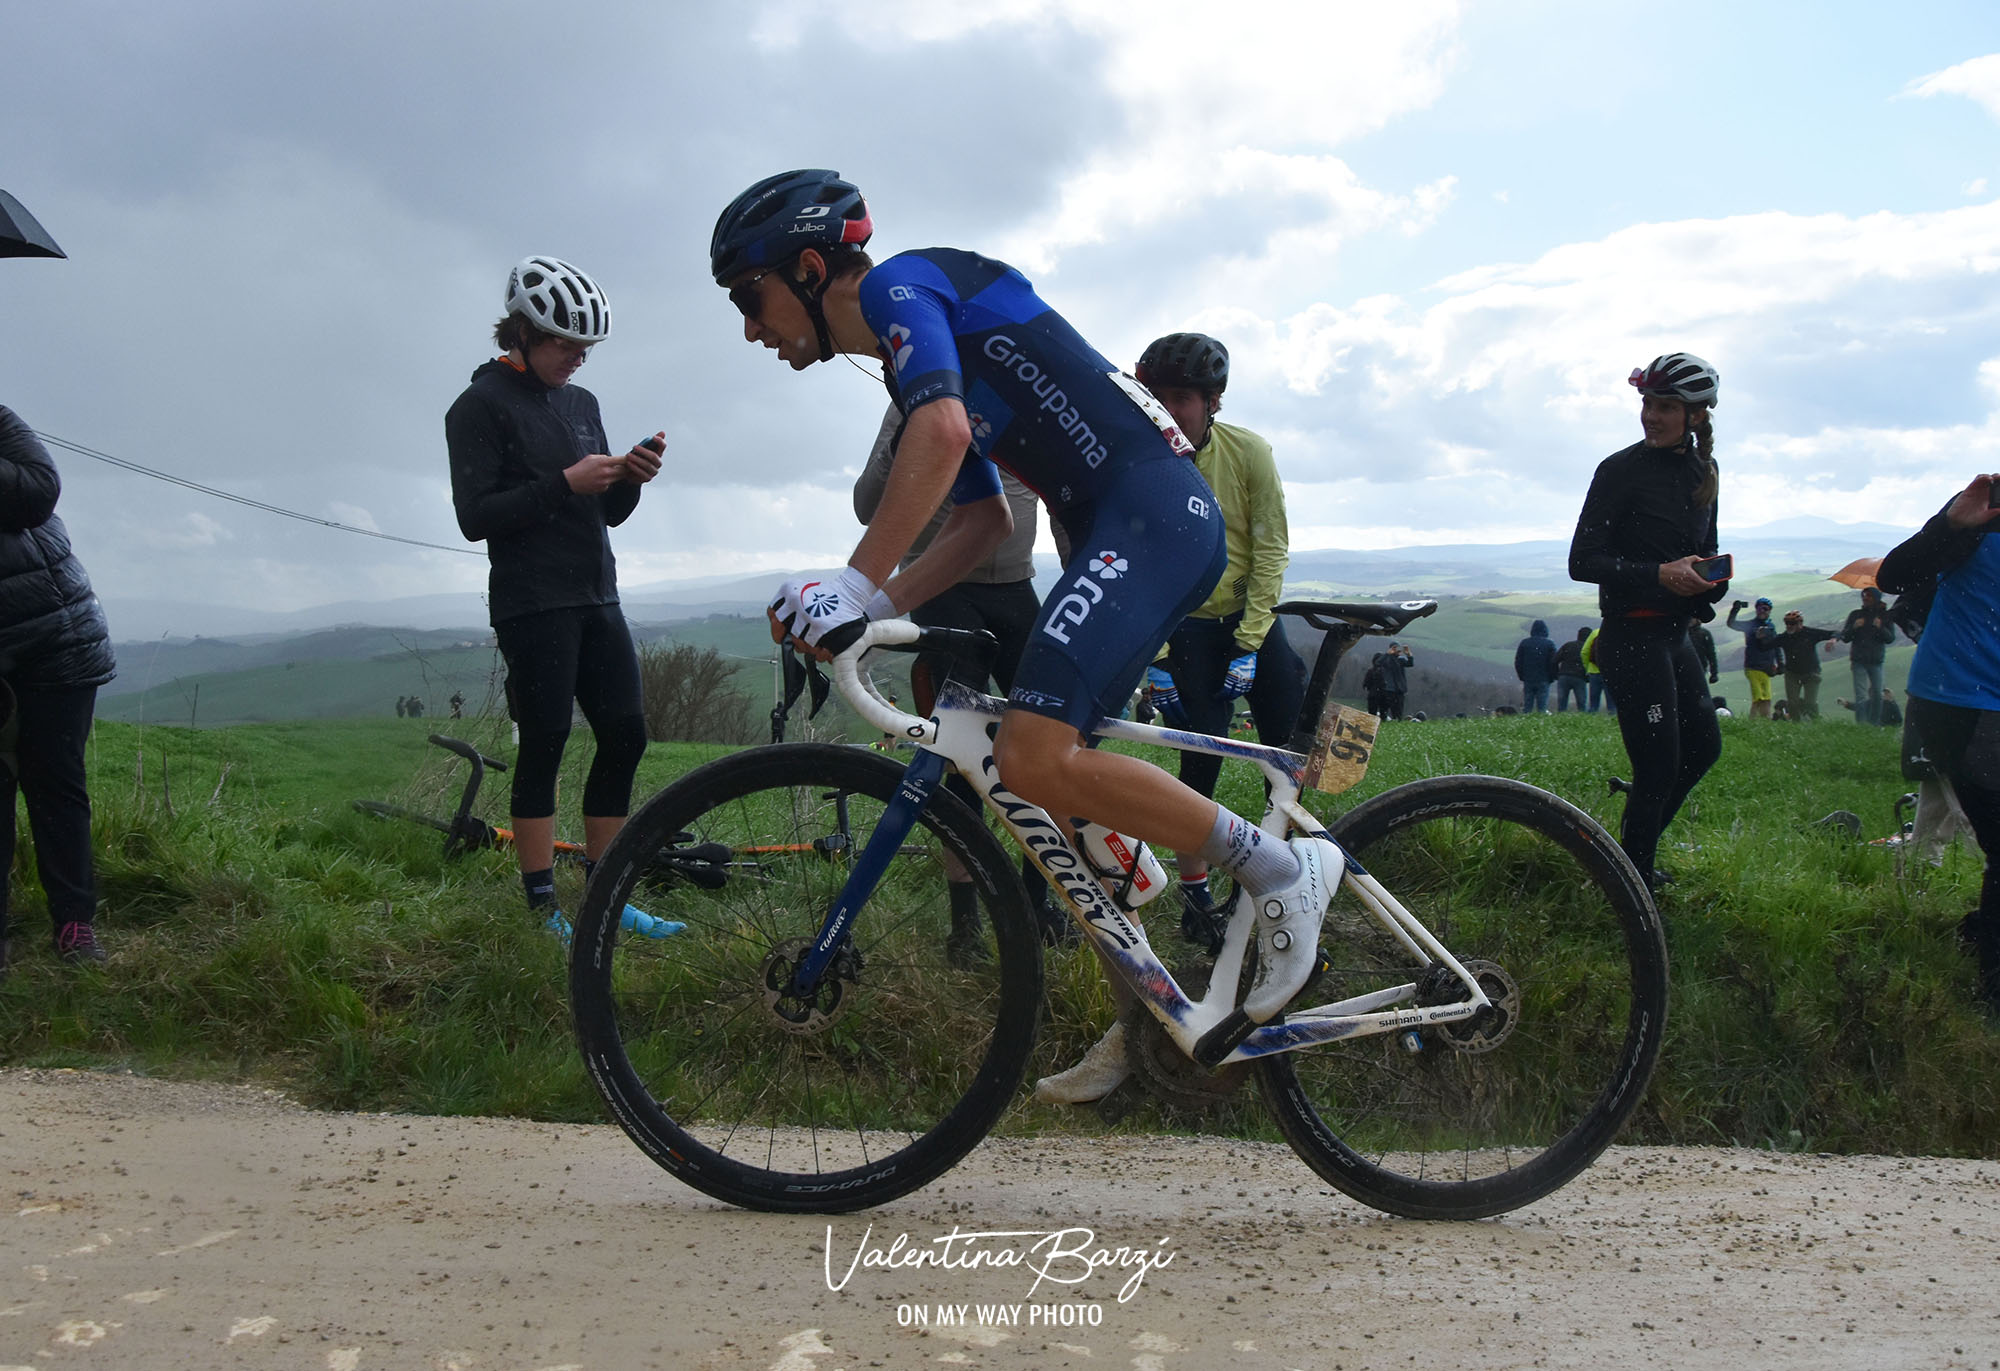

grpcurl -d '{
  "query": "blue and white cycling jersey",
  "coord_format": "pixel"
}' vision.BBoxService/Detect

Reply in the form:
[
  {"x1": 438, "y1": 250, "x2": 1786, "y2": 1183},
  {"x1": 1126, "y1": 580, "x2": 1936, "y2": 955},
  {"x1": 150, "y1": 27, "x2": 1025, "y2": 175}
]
[{"x1": 859, "y1": 248, "x2": 1196, "y2": 512}]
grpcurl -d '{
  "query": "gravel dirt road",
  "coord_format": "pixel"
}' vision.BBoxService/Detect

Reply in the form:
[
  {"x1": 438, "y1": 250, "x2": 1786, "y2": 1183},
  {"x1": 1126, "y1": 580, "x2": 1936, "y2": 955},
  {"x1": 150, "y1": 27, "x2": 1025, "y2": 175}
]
[{"x1": 3, "y1": 1068, "x2": 1998, "y2": 1370}]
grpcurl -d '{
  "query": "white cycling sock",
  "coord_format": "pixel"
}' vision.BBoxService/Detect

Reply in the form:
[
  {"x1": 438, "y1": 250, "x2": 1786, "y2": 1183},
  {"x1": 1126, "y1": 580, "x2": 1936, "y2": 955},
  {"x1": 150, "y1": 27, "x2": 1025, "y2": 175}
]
[{"x1": 1196, "y1": 807, "x2": 1300, "y2": 895}]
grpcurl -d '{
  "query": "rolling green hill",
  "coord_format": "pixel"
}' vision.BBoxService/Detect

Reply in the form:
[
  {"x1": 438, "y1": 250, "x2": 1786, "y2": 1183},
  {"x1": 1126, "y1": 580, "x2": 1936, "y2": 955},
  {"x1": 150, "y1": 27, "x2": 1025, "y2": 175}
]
[{"x1": 97, "y1": 589, "x2": 1914, "y2": 730}]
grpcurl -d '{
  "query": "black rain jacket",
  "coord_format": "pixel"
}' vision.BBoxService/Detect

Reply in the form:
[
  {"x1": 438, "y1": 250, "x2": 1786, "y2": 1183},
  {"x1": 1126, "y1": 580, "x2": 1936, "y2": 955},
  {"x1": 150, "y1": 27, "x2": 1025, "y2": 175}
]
[{"x1": 446, "y1": 359, "x2": 640, "y2": 625}]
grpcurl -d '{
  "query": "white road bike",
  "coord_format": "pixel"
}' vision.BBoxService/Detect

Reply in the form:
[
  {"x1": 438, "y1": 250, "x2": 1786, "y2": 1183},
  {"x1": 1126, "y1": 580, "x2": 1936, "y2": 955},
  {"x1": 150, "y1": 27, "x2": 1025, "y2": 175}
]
[{"x1": 570, "y1": 600, "x2": 1668, "y2": 1217}]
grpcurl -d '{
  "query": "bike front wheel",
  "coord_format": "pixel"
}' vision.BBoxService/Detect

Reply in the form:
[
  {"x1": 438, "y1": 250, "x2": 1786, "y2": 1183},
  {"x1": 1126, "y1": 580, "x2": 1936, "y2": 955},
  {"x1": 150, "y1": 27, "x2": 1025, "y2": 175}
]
[
  {"x1": 570, "y1": 743, "x2": 1042, "y2": 1213},
  {"x1": 1260, "y1": 775, "x2": 1668, "y2": 1220}
]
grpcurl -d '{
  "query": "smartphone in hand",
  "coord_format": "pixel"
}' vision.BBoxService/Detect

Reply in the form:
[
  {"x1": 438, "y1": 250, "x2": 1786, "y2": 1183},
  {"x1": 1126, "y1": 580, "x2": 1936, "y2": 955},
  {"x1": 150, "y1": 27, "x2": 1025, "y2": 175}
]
[
  {"x1": 633, "y1": 434, "x2": 665, "y2": 455},
  {"x1": 1694, "y1": 554, "x2": 1733, "y2": 582}
]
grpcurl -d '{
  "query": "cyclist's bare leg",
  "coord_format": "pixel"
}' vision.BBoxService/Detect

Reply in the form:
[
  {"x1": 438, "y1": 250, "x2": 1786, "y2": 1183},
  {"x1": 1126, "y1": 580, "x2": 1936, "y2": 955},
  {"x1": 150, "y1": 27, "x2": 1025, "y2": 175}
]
[{"x1": 993, "y1": 710, "x2": 1221, "y2": 854}]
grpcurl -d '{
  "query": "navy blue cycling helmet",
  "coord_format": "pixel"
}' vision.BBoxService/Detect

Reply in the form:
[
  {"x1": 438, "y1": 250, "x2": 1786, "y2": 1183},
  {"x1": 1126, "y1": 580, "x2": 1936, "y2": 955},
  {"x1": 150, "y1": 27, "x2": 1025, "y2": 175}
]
[
  {"x1": 710, "y1": 169, "x2": 872, "y2": 286},
  {"x1": 1136, "y1": 333, "x2": 1229, "y2": 394}
]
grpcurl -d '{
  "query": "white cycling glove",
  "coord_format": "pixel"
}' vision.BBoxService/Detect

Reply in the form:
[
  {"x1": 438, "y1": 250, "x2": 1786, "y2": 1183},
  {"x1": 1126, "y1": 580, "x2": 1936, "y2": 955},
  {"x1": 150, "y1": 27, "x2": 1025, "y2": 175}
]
[{"x1": 770, "y1": 567, "x2": 897, "y2": 649}]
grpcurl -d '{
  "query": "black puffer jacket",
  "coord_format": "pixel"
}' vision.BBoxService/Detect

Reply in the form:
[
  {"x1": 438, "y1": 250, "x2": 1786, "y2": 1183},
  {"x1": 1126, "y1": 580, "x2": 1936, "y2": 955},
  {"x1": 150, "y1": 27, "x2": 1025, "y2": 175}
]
[{"x1": 0, "y1": 406, "x2": 115, "y2": 688}]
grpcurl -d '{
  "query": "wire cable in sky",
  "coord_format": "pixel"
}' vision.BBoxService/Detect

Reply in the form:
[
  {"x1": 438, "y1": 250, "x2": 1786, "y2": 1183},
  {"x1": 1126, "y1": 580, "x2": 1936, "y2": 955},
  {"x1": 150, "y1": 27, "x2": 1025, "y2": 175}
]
[{"x1": 33, "y1": 429, "x2": 481, "y2": 557}]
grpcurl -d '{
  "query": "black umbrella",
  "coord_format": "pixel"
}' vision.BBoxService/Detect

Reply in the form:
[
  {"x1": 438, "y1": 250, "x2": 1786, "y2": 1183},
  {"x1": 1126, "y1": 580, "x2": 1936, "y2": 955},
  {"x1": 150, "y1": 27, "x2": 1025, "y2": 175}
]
[{"x1": 0, "y1": 189, "x2": 65, "y2": 259}]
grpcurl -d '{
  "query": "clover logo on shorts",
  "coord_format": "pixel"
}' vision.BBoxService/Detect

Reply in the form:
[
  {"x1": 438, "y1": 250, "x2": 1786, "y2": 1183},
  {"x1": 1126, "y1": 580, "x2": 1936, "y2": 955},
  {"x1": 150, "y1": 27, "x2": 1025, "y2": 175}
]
[{"x1": 1092, "y1": 551, "x2": 1128, "y2": 579}]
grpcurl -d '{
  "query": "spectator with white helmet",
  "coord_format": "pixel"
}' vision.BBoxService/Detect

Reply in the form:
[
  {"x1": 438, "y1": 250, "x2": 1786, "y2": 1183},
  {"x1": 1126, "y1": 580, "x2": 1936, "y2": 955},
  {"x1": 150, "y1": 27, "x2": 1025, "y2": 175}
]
[
  {"x1": 1568, "y1": 352, "x2": 1728, "y2": 893},
  {"x1": 446, "y1": 256, "x2": 676, "y2": 944}
]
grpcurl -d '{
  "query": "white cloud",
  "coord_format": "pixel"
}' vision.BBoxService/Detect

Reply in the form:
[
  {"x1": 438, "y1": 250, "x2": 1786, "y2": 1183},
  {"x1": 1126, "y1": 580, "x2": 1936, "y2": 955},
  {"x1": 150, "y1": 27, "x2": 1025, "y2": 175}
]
[
  {"x1": 1209, "y1": 198, "x2": 2000, "y2": 544},
  {"x1": 1902, "y1": 52, "x2": 2000, "y2": 121}
]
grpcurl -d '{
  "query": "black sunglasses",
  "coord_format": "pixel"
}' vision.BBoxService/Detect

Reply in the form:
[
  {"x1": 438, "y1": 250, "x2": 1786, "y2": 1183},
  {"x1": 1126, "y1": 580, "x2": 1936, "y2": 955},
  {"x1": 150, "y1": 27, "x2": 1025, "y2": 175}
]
[{"x1": 728, "y1": 267, "x2": 778, "y2": 320}]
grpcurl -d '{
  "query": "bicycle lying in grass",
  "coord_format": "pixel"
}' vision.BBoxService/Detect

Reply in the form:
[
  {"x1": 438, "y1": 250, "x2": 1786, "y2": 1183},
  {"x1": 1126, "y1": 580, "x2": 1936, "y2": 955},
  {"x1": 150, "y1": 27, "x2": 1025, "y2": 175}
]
[
  {"x1": 354, "y1": 734, "x2": 587, "y2": 861},
  {"x1": 570, "y1": 600, "x2": 1669, "y2": 1218}
]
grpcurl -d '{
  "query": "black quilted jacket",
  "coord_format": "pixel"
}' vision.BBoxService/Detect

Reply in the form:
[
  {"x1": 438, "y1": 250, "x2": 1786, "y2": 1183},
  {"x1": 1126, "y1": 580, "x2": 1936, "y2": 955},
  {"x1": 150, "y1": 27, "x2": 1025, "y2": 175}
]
[{"x1": 0, "y1": 406, "x2": 115, "y2": 688}]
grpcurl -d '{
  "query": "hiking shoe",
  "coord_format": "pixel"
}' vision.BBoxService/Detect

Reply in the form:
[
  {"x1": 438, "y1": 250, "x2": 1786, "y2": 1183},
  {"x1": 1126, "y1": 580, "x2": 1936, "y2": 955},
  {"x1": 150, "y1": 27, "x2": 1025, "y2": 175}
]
[
  {"x1": 1033, "y1": 1022, "x2": 1129, "y2": 1105},
  {"x1": 945, "y1": 926, "x2": 991, "y2": 971},
  {"x1": 542, "y1": 908, "x2": 574, "y2": 949},
  {"x1": 1035, "y1": 896, "x2": 1079, "y2": 948},
  {"x1": 55, "y1": 921, "x2": 108, "y2": 967},
  {"x1": 1179, "y1": 883, "x2": 1226, "y2": 956},
  {"x1": 1814, "y1": 810, "x2": 1863, "y2": 839},
  {"x1": 619, "y1": 904, "x2": 685, "y2": 940},
  {"x1": 1241, "y1": 837, "x2": 1338, "y2": 1023}
]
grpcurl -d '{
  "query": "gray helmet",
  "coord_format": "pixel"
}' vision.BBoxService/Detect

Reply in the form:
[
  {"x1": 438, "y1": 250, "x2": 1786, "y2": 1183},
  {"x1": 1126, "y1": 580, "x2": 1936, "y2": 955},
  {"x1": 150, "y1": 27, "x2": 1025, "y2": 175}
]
[{"x1": 1629, "y1": 352, "x2": 1718, "y2": 407}]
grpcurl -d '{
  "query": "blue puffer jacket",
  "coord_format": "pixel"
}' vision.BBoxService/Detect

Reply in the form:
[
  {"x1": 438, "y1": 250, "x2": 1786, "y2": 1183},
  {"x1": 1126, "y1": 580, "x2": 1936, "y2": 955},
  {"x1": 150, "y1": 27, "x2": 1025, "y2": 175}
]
[{"x1": 0, "y1": 406, "x2": 116, "y2": 688}]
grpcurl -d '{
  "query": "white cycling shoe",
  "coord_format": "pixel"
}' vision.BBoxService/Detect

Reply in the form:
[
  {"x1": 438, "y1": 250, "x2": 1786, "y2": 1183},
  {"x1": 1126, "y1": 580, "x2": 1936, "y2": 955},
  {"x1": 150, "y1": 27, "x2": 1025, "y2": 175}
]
[
  {"x1": 1033, "y1": 1022, "x2": 1129, "y2": 1105},
  {"x1": 1241, "y1": 836, "x2": 1340, "y2": 1023}
]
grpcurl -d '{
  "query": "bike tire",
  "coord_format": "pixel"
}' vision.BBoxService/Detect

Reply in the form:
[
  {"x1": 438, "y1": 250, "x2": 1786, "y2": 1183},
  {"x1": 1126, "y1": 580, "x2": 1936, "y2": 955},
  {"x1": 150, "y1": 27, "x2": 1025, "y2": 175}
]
[
  {"x1": 1259, "y1": 775, "x2": 1668, "y2": 1220},
  {"x1": 570, "y1": 743, "x2": 1042, "y2": 1213},
  {"x1": 352, "y1": 799, "x2": 452, "y2": 835}
]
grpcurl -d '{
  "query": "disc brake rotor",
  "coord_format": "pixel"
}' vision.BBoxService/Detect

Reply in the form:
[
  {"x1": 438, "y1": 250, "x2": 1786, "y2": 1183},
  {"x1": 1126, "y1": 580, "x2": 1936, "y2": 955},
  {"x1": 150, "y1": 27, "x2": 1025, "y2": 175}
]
[{"x1": 761, "y1": 936, "x2": 861, "y2": 1036}]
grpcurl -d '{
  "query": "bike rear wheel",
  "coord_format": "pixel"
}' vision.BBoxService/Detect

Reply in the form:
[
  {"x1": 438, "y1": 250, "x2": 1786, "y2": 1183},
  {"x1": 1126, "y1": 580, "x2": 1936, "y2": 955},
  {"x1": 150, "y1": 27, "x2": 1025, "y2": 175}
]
[
  {"x1": 1260, "y1": 775, "x2": 1668, "y2": 1220},
  {"x1": 570, "y1": 743, "x2": 1042, "y2": 1212}
]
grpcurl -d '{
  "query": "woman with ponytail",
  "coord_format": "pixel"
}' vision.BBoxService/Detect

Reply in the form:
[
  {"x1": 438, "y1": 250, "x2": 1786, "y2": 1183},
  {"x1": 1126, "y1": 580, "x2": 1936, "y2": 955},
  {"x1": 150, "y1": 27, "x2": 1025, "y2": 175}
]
[{"x1": 1568, "y1": 353, "x2": 1728, "y2": 893}]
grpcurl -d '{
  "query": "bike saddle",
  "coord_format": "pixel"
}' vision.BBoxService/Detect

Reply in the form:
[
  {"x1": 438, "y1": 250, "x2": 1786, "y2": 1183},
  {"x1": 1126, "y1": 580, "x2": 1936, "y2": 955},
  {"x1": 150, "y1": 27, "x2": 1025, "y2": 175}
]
[
  {"x1": 651, "y1": 831, "x2": 734, "y2": 890},
  {"x1": 1274, "y1": 599, "x2": 1438, "y2": 636}
]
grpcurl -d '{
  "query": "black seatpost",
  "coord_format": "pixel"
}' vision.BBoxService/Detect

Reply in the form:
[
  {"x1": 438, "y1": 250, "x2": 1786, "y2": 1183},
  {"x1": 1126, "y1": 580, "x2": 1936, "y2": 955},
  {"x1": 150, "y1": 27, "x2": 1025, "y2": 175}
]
[{"x1": 1285, "y1": 625, "x2": 1364, "y2": 755}]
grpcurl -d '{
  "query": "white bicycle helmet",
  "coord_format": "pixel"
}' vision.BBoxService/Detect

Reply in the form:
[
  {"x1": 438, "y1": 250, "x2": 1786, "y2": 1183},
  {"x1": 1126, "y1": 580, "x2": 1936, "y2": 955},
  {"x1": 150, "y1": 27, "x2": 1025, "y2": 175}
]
[
  {"x1": 1629, "y1": 352, "x2": 1719, "y2": 407},
  {"x1": 504, "y1": 256, "x2": 612, "y2": 343}
]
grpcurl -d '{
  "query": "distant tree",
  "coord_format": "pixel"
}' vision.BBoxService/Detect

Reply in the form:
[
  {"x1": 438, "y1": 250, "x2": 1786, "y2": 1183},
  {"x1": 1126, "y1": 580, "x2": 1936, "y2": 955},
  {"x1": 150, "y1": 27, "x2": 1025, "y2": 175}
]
[{"x1": 639, "y1": 642, "x2": 758, "y2": 744}]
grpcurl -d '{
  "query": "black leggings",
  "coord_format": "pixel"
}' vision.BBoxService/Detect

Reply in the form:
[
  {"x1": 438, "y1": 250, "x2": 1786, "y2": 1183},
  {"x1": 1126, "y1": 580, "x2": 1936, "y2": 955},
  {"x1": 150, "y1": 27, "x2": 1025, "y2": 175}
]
[
  {"x1": 1162, "y1": 616, "x2": 1308, "y2": 800},
  {"x1": 0, "y1": 683, "x2": 99, "y2": 934},
  {"x1": 494, "y1": 605, "x2": 647, "y2": 821},
  {"x1": 1907, "y1": 696, "x2": 2000, "y2": 948},
  {"x1": 1595, "y1": 618, "x2": 1722, "y2": 883}
]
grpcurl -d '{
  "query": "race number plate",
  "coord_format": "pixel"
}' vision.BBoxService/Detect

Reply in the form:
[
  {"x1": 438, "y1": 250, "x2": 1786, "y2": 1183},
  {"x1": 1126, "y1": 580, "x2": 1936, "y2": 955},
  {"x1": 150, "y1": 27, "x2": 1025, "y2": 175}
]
[{"x1": 1301, "y1": 701, "x2": 1377, "y2": 795}]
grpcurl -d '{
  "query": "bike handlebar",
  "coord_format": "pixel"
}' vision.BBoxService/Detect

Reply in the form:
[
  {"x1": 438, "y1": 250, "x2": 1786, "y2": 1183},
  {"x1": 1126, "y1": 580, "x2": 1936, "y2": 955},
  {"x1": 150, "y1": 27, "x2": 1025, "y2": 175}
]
[
  {"x1": 428, "y1": 733, "x2": 508, "y2": 773},
  {"x1": 828, "y1": 620, "x2": 999, "y2": 745}
]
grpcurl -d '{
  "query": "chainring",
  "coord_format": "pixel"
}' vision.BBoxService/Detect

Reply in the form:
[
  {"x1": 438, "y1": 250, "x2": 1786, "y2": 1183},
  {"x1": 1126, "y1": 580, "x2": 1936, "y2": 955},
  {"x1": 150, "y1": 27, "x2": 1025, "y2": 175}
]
[{"x1": 1121, "y1": 1003, "x2": 1250, "y2": 1111}]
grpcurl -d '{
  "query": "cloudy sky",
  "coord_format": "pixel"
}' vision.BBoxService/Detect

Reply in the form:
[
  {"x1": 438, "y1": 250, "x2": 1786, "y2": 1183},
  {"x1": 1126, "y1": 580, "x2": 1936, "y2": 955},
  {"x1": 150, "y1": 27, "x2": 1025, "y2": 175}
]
[{"x1": 4, "y1": 0, "x2": 1998, "y2": 629}]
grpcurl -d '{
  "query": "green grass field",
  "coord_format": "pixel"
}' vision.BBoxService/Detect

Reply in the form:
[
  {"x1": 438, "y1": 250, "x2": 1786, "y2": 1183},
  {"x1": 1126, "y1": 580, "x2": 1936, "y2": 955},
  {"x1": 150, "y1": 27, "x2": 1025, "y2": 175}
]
[{"x1": 2, "y1": 708, "x2": 1992, "y2": 1159}]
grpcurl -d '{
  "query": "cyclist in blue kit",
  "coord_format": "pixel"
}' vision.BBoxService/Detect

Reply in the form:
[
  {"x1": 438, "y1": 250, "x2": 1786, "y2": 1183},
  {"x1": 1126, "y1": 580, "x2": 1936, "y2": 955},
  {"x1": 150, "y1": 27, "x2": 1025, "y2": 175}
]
[{"x1": 712, "y1": 169, "x2": 1340, "y2": 1103}]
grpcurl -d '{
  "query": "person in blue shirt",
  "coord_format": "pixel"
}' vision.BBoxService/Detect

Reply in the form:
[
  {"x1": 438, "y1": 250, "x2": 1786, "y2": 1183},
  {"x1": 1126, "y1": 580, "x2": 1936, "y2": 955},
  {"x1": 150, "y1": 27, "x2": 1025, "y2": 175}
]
[
  {"x1": 1878, "y1": 472, "x2": 2000, "y2": 1010},
  {"x1": 712, "y1": 170, "x2": 1341, "y2": 1102}
]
